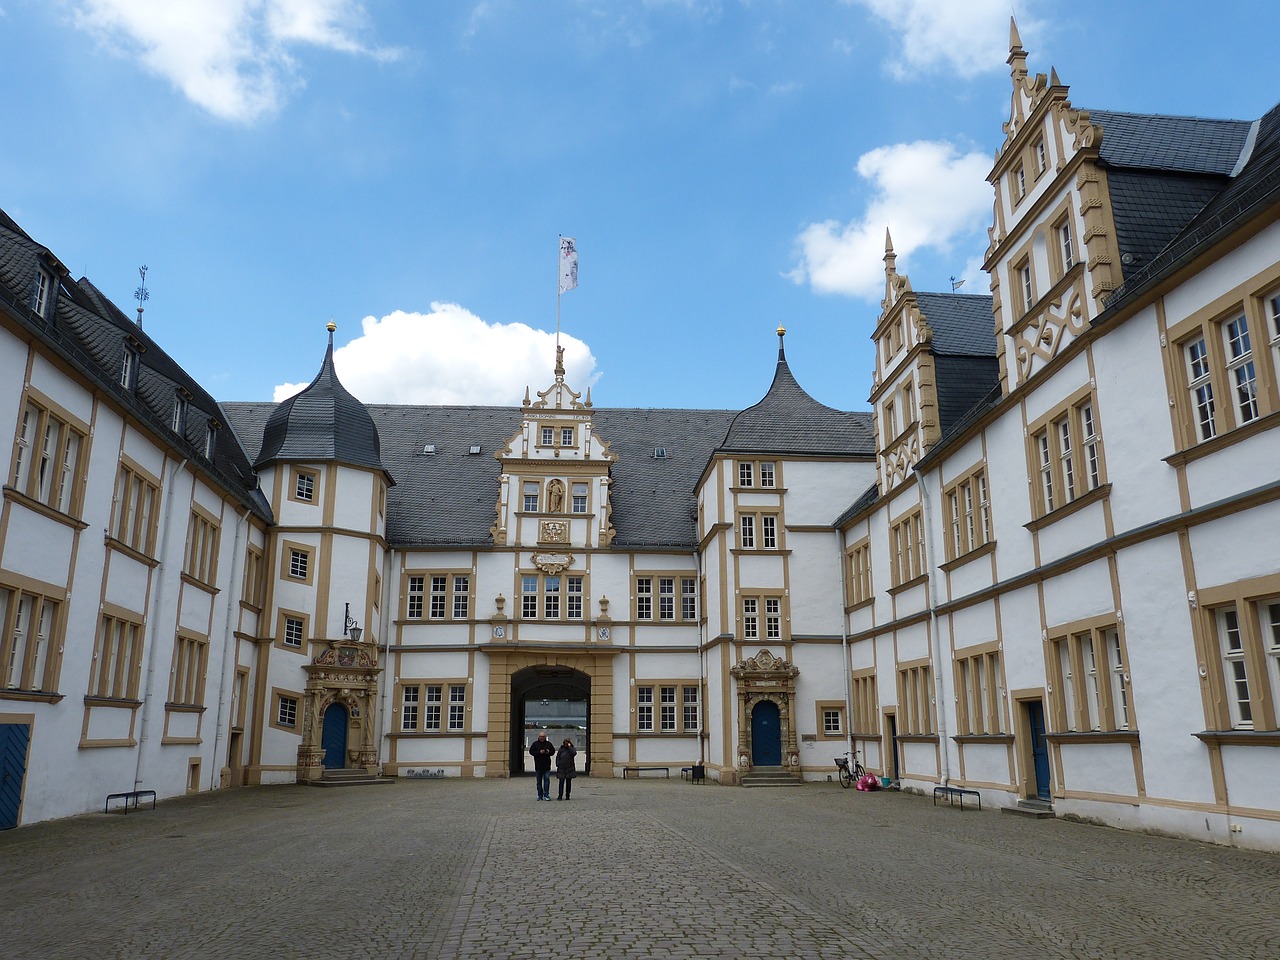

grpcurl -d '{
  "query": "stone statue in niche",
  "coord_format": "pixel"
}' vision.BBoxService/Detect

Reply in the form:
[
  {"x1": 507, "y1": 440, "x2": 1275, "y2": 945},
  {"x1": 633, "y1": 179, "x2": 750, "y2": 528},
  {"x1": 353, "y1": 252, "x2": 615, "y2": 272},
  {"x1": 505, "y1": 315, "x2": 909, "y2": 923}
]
[{"x1": 547, "y1": 479, "x2": 565, "y2": 513}]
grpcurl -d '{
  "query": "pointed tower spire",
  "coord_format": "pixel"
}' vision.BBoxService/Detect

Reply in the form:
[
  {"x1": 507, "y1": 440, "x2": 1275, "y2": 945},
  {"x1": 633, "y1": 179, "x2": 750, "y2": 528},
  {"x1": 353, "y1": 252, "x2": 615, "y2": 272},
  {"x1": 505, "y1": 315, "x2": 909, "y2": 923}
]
[
  {"x1": 1008, "y1": 16, "x2": 1028, "y2": 82},
  {"x1": 776, "y1": 324, "x2": 787, "y2": 361},
  {"x1": 884, "y1": 228, "x2": 897, "y2": 274},
  {"x1": 1049, "y1": 66, "x2": 1061, "y2": 87}
]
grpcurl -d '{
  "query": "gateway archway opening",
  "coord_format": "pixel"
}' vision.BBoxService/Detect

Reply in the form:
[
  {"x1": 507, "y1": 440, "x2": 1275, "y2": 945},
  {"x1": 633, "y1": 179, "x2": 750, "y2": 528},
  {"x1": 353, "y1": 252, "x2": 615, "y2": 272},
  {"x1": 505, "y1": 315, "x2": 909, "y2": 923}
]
[{"x1": 510, "y1": 666, "x2": 590, "y2": 777}]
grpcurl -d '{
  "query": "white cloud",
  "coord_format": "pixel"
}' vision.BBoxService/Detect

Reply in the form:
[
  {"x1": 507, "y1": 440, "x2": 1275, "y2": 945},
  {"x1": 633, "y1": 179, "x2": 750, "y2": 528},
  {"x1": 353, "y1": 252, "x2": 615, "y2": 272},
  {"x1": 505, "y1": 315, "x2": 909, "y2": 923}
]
[
  {"x1": 72, "y1": 0, "x2": 398, "y2": 123},
  {"x1": 849, "y1": 0, "x2": 1031, "y2": 79},
  {"x1": 787, "y1": 140, "x2": 992, "y2": 299},
  {"x1": 273, "y1": 304, "x2": 599, "y2": 406}
]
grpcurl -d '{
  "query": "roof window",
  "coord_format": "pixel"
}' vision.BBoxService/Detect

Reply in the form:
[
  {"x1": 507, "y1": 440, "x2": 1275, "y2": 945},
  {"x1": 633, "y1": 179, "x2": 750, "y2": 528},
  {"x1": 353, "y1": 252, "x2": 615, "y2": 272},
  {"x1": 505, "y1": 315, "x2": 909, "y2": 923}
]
[
  {"x1": 423, "y1": 444, "x2": 436, "y2": 455},
  {"x1": 653, "y1": 447, "x2": 668, "y2": 459},
  {"x1": 468, "y1": 444, "x2": 482, "y2": 455}
]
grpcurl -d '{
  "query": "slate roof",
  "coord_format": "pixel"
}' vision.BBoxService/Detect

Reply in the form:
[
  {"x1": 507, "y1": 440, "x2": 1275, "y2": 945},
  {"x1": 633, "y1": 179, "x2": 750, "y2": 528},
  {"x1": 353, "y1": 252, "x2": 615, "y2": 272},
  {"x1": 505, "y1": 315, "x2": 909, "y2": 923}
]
[
  {"x1": 224, "y1": 401, "x2": 738, "y2": 548},
  {"x1": 1090, "y1": 110, "x2": 1253, "y2": 175},
  {"x1": 256, "y1": 334, "x2": 391, "y2": 481},
  {"x1": 1087, "y1": 109, "x2": 1255, "y2": 279},
  {"x1": 717, "y1": 340, "x2": 874, "y2": 457},
  {"x1": 0, "y1": 209, "x2": 270, "y2": 521},
  {"x1": 913, "y1": 293, "x2": 996, "y2": 357},
  {"x1": 1104, "y1": 101, "x2": 1280, "y2": 315}
]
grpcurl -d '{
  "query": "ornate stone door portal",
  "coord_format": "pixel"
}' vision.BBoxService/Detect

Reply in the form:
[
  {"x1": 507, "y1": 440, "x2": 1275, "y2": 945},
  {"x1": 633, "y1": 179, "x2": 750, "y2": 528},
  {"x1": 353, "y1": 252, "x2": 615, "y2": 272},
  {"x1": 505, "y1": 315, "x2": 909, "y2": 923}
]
[
  {"x1": 297, "y1": 638, "x2": 381, "y2": 782},
  {"x1": 730, "y1": 649, "x2": 800, "y2": 774}
]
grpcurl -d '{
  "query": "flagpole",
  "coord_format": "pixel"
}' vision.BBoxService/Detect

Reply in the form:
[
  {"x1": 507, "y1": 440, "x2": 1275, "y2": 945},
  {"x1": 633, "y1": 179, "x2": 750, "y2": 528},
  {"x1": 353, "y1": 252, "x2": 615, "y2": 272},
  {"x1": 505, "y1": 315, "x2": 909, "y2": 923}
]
[{"x1": 556, "y1": 234, "x2": 563, "y2": 363}]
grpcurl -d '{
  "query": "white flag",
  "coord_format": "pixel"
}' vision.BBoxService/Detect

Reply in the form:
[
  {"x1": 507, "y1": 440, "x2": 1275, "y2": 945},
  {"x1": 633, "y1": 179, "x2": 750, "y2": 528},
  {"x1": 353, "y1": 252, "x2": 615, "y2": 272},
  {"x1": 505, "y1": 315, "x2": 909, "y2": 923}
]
[{"x1": 559, "y1": 237, "x2": 578, "y2": 294}]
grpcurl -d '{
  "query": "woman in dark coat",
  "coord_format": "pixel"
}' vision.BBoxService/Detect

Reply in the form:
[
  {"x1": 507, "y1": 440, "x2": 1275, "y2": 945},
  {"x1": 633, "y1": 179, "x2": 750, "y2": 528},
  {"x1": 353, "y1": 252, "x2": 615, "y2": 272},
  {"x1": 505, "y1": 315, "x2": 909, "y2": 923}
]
[{"x1": 556, "y1": 739, "x2": 577, "y2": 800}]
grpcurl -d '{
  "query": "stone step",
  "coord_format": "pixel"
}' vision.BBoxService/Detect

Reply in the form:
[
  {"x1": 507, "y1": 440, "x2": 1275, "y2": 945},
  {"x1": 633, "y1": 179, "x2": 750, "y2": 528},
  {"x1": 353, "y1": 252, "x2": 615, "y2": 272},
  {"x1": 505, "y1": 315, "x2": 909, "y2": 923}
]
[
  {"x1": 740, "y1": 768, "x2": 803, "y2": 787},
  {"x1": 1001, "y1": 798, "x2": 1055, "y2": 819},
  {"x1": 311, "y1": 768, "x2": 394, "y2": 788}
]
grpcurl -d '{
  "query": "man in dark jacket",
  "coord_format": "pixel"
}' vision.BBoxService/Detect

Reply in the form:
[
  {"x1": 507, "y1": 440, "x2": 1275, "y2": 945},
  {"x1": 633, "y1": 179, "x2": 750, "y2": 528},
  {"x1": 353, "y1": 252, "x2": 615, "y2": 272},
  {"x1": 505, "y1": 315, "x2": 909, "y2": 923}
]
[{"x1": 529, "y1": 732, "x2": 556, "y2": 800}]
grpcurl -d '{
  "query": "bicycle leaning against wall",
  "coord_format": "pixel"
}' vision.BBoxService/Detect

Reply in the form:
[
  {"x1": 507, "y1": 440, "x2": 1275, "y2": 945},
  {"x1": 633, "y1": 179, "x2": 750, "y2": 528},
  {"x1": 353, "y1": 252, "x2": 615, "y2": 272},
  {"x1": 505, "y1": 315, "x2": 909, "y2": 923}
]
[{"x1": 834, "y1": 751, "x2": 866, "y2": 788}]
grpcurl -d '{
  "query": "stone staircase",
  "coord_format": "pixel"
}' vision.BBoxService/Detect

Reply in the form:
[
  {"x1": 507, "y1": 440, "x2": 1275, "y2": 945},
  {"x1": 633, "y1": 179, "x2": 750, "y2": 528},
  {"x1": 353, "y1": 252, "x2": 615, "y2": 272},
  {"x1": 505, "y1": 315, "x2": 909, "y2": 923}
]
[
  {"x1": 1001, "y1": 798, "x2": 1055, "y2": 819},
  {"x1": 740, "y1": 766, "x2": 803, "y2": 788},
  {"x1": 311, "y1": 768, "x2": 393, "y2": 788}
]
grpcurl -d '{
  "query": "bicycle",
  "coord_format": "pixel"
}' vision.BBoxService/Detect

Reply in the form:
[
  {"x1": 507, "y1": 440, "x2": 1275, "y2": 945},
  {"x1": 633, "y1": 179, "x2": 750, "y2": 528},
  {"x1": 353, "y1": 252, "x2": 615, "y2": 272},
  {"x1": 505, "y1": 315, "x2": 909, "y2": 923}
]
[{"x1": 834, "y1": 752, "x2": 866, "y2": 788}]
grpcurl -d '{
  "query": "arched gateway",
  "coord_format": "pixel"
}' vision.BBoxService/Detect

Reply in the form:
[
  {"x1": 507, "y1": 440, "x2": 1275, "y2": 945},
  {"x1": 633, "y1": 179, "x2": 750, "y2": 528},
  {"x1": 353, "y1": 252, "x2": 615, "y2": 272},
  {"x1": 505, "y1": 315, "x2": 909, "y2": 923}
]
[{"x1": 483, "y1": 652, "x2": 615, "y2": 778}]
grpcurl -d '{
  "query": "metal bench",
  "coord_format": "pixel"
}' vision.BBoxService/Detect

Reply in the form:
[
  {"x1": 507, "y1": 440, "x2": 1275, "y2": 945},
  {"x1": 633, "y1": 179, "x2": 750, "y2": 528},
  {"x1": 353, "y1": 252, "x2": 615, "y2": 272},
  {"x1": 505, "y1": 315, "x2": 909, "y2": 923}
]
[
  {"x1": 105, "y1": 789, "x2": 157, "y2": 814},
  {"x1": 622, "y1": 766, "x2": 670, "y2": 779},
  {"x1": 933, "y1": 785, "x2": 981, "y2": 810}
]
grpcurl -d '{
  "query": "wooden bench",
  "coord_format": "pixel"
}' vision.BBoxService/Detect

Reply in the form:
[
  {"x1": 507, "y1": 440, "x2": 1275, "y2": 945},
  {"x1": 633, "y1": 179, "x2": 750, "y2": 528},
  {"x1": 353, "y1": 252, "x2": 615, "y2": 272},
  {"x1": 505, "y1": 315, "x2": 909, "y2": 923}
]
[
  {"x1": 680, "y1": 765, "x2": 706, "y2": 784},
  {"x1": 622, "y1": 766, "x2": 670, "y2": 779},
  {"x1": 932, "y1": 785, "x2": 981, "y2": 810},
  {"x1": 105, "y1": 789, "x2": 157, "y2": 814}
]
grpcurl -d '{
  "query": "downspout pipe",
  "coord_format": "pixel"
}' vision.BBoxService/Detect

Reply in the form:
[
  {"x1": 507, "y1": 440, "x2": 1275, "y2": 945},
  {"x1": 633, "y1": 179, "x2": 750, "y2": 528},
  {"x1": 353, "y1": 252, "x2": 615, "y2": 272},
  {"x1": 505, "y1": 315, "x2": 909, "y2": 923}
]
[
  {"x1": 134, "y1": 456, "x2": 189, "y2": 792},
  {"x1": 209, "y1": 505, "x2": 251, "y2": 790},
  {"x1": 836, "y1": 525, "x2": 855, "y2": 772},
  {"x1": 916, "y1": 468, "x2": 952, "y2": 787},
  {"x1": 376, "y1": 546, "x2": 396, "y2": 773}
]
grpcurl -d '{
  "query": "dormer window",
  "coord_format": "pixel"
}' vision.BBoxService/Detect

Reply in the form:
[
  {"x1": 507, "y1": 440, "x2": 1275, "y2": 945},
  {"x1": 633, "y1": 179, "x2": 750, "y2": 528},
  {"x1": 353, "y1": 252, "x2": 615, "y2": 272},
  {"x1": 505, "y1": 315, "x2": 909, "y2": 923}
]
[
  {"x1": 120, "y1": 347, "x2": 138, "y2": 391},
  {"x1": 172, "y1": 396, "x2": 188, "y2": 434},
  {"x1": 203, "y1": 422, "x2": 218, "y2": 459},
  {"x1": 653, "y1": 447, "x2": 668, "y2": 459},
  {"x1": 32, "y1": 269, "x2": 53, "y2": 319},
  {"x1": 468, "y1": 444, "x2": 482, "y2": 455}
]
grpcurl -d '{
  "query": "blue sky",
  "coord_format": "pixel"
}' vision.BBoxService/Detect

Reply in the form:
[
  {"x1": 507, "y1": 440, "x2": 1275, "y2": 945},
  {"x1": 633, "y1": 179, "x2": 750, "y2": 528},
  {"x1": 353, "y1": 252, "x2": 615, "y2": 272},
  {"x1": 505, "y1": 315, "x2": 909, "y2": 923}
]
[{"x1": 3, "y1": 1, "x2": 1278, "y2": 412}]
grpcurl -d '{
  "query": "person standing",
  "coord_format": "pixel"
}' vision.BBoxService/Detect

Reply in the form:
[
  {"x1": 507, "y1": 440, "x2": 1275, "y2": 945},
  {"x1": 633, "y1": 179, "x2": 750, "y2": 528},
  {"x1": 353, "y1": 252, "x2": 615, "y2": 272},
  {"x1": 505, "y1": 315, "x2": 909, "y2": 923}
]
[
  {"x1": 556, "y1": 738, "x2": 577, "y2": 800},
  {"x1": 529, "y1": 732, "x2": 555, "y2": 801}
]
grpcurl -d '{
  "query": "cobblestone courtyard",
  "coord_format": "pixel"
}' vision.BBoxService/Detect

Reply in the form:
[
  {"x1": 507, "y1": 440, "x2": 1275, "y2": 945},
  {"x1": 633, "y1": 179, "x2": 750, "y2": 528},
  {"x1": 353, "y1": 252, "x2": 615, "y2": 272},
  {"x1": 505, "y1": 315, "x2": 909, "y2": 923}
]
[{"x1": 3, "y1": 777, "x2": 1279, "y2": 959}]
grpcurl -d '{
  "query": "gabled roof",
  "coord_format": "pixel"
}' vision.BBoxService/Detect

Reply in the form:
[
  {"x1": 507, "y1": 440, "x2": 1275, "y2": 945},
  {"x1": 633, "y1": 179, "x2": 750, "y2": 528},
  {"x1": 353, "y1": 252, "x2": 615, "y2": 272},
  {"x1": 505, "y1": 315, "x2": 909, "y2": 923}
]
[
  {"x1": 0, "y1": 209, "x2": 270, "y2": 521},
  {"x1": 256, "y1": 331, "x2": 391, "y2": 481},
  {"x1": 224, "y1": 401, "x2": 737, "y2": 548},
  {"x1": 718, "y1": 335, "x2": 874, "y2": 457},
  {"x1": 913, "y1": 292, "x2": 996, "y2": 357},
  {"x1": 1104, "y1": 101, "x2": 1280, "y2": 315},
  {"x1": 1090, "y1": 109, "x2": 1253, "y2": 175}
]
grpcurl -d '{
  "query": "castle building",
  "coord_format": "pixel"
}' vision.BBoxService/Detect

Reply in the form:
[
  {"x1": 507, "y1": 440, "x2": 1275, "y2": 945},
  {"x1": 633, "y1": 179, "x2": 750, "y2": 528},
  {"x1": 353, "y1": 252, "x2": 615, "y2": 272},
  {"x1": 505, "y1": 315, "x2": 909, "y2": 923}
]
[{"x1": 2, "y1": 23, "x2": 1278, "y2": 848}]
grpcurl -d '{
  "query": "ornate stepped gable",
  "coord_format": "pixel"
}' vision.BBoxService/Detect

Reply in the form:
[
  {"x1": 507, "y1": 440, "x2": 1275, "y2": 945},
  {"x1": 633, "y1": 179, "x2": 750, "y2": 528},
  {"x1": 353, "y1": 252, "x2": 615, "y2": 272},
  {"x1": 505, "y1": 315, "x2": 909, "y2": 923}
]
[{"x1": 490, "y1": 345, "x2": 617, "y2": 549}]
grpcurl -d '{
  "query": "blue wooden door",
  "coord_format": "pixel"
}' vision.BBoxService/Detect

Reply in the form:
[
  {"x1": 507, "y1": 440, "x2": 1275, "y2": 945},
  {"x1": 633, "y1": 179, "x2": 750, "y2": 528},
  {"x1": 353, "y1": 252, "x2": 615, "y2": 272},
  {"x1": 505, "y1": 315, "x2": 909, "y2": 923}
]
[
  {"x1": 1, "y1": 723, "x2": 30, "y2": 830},
  {"x1": 750, "y1": 700, "x2": 782, "y2": 766},
  {"x1": 1028, "y1": 701, "x2": 1051, "y2": 801},
  {"x1": 321, "y1": 704, "x2": 349, "y2": 770}
]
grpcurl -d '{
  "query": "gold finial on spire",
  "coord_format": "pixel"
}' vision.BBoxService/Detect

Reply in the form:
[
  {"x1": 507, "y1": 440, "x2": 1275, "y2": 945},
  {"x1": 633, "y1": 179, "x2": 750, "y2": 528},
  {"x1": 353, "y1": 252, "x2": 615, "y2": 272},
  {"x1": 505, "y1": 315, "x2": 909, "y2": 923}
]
[
  {"x1": 776, "y1": 324, "x2": 786, "y2": 338},
  {"x1": 326, "y1": 321, "x2": 336, "y2": 333}
]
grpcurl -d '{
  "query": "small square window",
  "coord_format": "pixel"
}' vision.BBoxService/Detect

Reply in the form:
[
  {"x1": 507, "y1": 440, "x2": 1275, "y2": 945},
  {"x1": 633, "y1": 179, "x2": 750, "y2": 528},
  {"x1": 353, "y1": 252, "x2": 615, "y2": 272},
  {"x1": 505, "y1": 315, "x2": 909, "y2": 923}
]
[
  {"x1": 289, "y1": 549, "x2": 309, "y2": 580},
  {"x1": 283, "y1": 616, "x2": 304, "y2": 648},
  {"x1": 295, "y1": 472, "x2": 315, "y2": 502},
  {"x1": 278, "y1": 695, "x2": 298, "y2": 727}
]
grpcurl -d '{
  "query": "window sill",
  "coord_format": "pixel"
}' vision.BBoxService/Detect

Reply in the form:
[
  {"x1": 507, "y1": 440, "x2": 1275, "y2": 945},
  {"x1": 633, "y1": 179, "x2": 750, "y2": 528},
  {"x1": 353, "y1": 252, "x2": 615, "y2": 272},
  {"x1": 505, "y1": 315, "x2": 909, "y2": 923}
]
[
  {"x1": 0, "y1": 689, "x2": 64, "y2": 704},
  {"x1": 730, "y1": 548, "x2": 792, "y2": 557},
  {"x1": 2, "y1": 486, "x2": 89, "y2": 530},
  {"x1": 730, "y1": 486, "x2": 785, "y2": 494},
  {"x1": 389, "y1": 730, "x2": 476, "y2": 739},
  {"x1": 1194, "y1": 729, "x2": 1280, "y2": 747},
  {"x1": 940, "y1": 540, "x2": 997, "y2": 572},
  {"x1": 888, "y1": 573, "x2": 928, "y2": 596},
  {"x1": 104, "y1": 535, "x2": 160, "y2": 567},
  {"x1": 164, "y1": 702, "x2": 208, "y2": 714},
  {"x1": 1165, "y1": 410, "x2": 1280, "y2": 466},
  {"x1": 180, "y1": 572, "x2": 221, "y2": 595},
  {"x1": 952, "y1": 733, "x2": 1015, "y2": 744},
  {"x1": 84, "y1": 696, "x2": 142, "y2": 709},
  {"x1": 1045, "y1": 729, "x2": 1139, "y2": 745},
  {"x1": 845, "y1": 597, "x2": 874, "y2": 613},
  {"x1": 895, "y1": 733, "x2": 939, "y2": 743},
  {"x1": 1025, "y1": 483, "x2": 1111, "y2": 532}
]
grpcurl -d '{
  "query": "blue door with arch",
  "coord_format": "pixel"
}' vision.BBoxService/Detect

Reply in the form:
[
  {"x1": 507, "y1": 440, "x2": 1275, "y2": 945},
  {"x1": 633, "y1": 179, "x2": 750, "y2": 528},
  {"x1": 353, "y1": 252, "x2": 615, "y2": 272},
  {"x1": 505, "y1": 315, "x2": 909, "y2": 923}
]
[
  {"x1": 1, "y1": 723, "x2": 30, "y2": 830},
  {"x1": 322, "y1": 704, "x2": 349, "y2": 770},
  {"x1": 750, "y1": 700, "x2": 782, "y2": 766}
]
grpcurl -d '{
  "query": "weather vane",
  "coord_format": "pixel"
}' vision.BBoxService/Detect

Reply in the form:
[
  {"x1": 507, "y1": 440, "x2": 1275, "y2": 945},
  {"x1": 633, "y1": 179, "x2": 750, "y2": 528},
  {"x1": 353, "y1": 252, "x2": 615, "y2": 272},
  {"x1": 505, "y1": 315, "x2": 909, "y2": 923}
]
[
  {"x1": 950, "y1": 275, "x2": 966, "y2": 293},
  {"x1": 134, "y1": 265, "x2": 149, "y2": 327}
]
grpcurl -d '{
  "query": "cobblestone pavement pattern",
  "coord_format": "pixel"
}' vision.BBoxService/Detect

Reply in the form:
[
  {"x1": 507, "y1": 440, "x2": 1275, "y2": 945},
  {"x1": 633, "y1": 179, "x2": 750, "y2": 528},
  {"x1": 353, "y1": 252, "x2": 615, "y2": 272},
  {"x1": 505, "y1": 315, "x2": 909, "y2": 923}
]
[{"x1": 3, "y1": 778, "x2": 1279, "y2": 959}]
